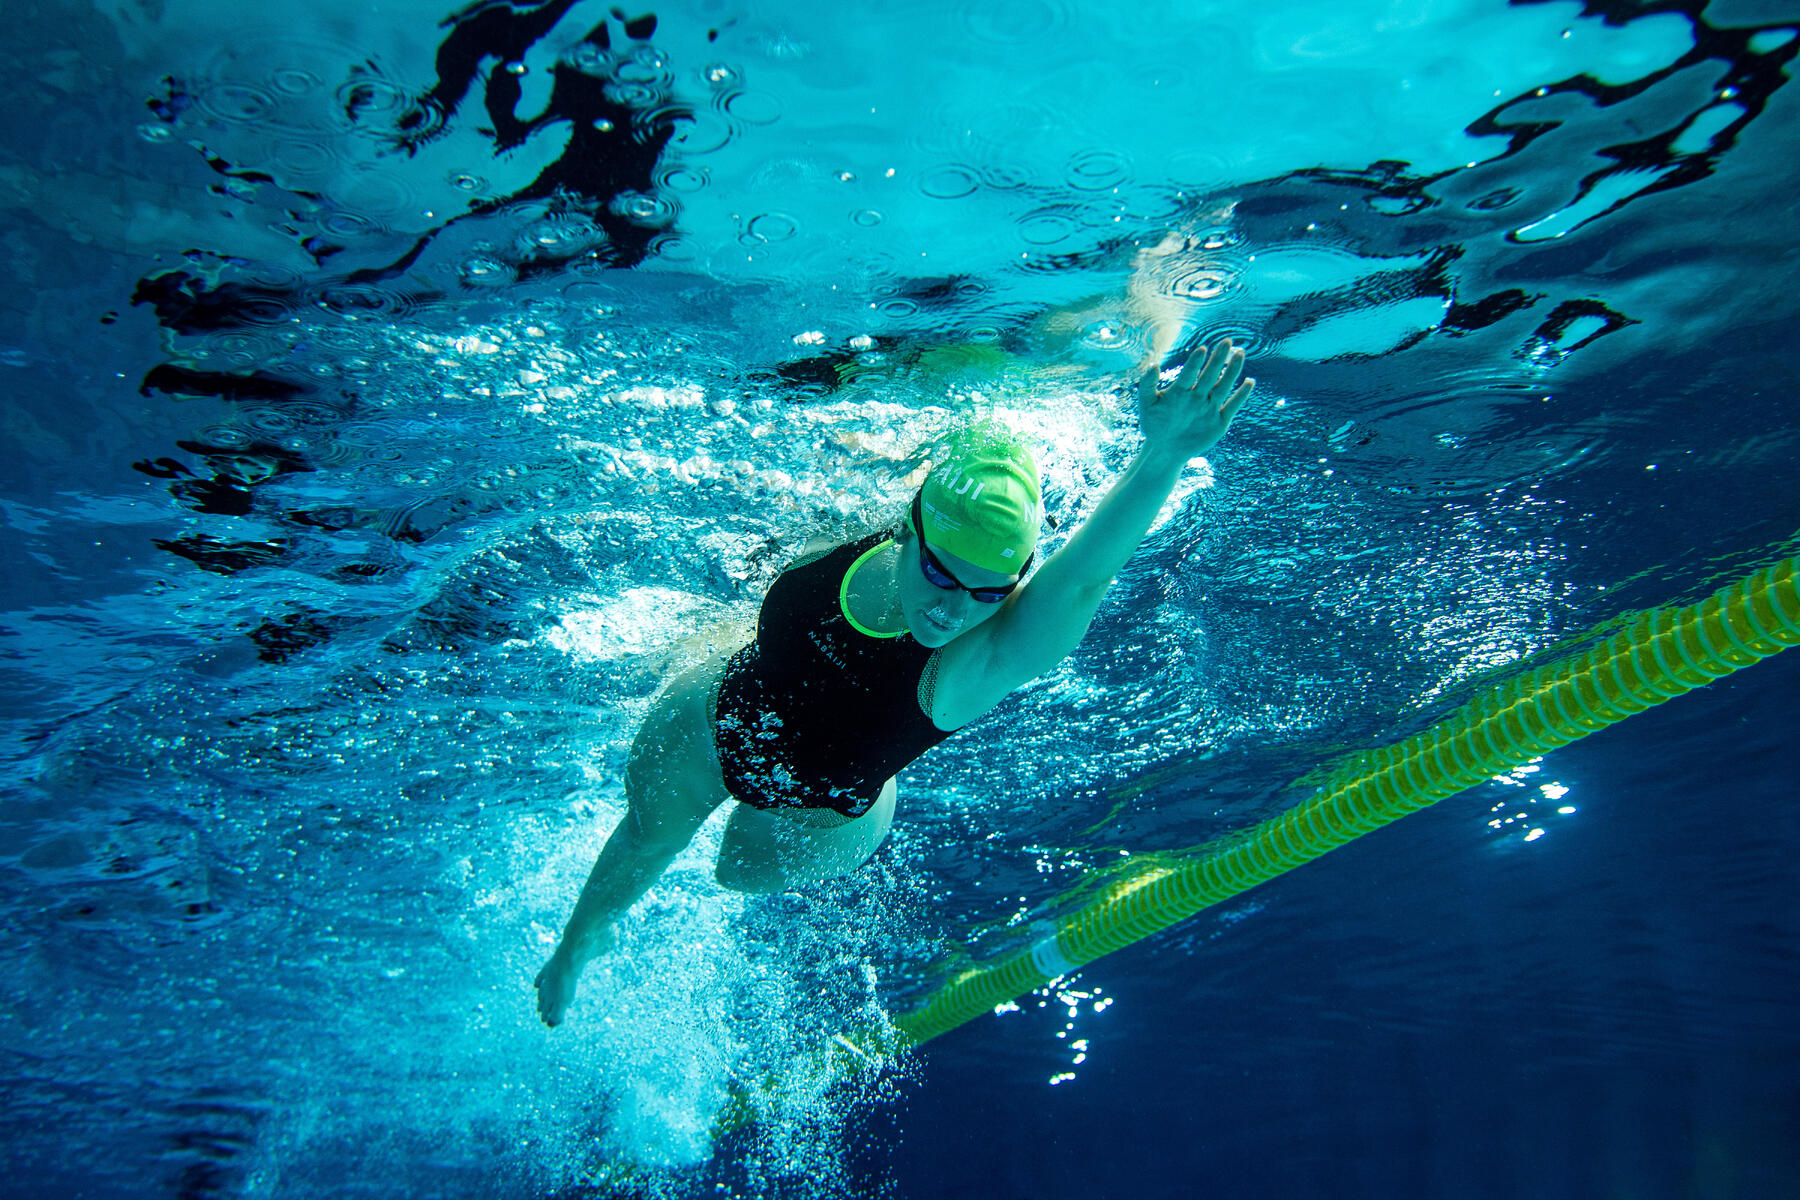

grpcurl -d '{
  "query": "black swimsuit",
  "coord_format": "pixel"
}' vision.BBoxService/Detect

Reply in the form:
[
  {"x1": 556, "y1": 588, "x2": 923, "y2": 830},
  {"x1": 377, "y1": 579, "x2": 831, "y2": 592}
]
[{"x1": 713, "y1": 533, "x2": 954, "y2": 818}]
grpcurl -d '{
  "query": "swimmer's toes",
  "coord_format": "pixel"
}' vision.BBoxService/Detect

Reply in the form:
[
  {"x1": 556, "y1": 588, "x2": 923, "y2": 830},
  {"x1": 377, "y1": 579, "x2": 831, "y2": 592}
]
[
  {"x1": 536, "y1": 989, "x2": 564, "y2": 1027},
  {"x1": 534, "y1": 959, "x2": 577, "y2": 1027}
]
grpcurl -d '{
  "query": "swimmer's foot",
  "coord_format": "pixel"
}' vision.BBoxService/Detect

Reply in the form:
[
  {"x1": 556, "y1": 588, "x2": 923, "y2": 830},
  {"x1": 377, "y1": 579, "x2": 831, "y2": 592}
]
[
  {"x1": 533, "y1": 924, "x2": 617, "y2": 1027},
  {"x1": 533, "y1": 956, "x2": 577, "y2": 1027}
]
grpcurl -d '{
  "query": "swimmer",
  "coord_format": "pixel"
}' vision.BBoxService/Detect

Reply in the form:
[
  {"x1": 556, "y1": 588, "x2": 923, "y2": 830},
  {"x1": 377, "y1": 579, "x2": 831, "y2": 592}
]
[{"x1": 535, "y1": 339, "x2": 1255, "y2": 1026}]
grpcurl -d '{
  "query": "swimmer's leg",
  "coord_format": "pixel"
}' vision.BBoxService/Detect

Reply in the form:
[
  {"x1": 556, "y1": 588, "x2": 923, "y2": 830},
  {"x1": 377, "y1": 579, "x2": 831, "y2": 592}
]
[
  {"x1": 713, "y1": 778, "x2": 897, "y2": 893},
  {"x1": 536, "y1": 656, "x2": 731, "y2": 1027}
]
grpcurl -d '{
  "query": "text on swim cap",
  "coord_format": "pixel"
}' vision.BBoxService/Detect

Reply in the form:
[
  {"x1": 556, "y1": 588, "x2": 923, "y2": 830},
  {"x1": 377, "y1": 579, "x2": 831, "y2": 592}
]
[{"x1": 936, "y1": 467, "x2": 985, "y2": 500}]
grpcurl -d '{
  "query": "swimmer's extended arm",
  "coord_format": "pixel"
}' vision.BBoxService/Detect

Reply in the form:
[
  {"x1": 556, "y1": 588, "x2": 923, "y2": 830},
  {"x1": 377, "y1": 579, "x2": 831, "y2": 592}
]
[{"x1": 933, "y1": 340, "x2": 1254, "y2": 725}]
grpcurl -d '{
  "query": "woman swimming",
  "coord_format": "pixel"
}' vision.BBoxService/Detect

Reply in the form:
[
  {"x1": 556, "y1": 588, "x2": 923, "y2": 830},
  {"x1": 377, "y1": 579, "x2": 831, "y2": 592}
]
[{"x1": 534, "y1": 339, "x2": 1255, "y2": 1026}]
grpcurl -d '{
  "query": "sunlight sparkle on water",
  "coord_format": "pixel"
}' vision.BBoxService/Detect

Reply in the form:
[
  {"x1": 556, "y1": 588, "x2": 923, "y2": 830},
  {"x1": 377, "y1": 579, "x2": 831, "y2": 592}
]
[{"x1": 1488, "y1": 775, "x2": 1576, "y2": 841}]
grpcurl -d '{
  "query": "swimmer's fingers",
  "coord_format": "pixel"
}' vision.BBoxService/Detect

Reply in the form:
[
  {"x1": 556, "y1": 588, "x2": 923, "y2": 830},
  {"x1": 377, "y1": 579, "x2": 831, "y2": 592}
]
[
  {"x1": 1221, "y1": 378, "x2": 1256, "y2": 424},
  {"x1": 1137, "y1": 364, "x2": 1162, "y2": 409},
  {"x1": 1140, "y1": 340, "x2": 1220, "y2": 405},
  {"x1": 1142, "y1": 340, "x2": 1251, "y2": 433},
  {"x1": 1172, "y1": 338, "x2": 1248, "y2": 402},
  {"x1": 1213, "y1": 344, "x2": 1248, "y2": 402},
  {"x1": 1173, "y1": 338, "x2": 1230, "y2": 394}
]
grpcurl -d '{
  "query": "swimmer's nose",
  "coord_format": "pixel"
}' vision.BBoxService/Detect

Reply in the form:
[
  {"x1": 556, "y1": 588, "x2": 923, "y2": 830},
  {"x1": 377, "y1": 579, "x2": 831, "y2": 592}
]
[{"x1": 937, "y1": 591, "x2": 980, "y2": 622}]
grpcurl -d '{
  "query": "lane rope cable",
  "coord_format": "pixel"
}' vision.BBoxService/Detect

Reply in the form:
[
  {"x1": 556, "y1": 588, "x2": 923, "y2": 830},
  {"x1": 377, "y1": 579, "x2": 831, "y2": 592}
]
[{"x1": 887, "y1": 554, "x2": 1800, "y2": 1048}]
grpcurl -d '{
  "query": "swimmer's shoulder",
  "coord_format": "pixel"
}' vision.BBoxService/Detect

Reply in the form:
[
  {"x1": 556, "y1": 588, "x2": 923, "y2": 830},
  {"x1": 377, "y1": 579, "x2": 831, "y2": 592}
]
[
  {"x1": 785, "y1": 524, "x2": 885, "y2": 572},
  {"x1": 793, "y1": 533, "x2": 839, "y2": 565}
]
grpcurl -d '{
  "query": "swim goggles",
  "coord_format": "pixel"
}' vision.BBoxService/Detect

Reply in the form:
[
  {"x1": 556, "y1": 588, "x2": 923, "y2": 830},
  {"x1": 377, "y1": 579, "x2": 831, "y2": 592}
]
[{"x1": 909, "y1": 491, "x2": 1031, "y2": 603}]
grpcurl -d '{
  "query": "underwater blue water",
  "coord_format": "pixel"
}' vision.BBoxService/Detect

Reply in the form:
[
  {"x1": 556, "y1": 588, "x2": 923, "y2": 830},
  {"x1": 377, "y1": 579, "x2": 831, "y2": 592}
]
[{"x1": 2, "y1": 0, "x2": 1798, "y2": 1196}]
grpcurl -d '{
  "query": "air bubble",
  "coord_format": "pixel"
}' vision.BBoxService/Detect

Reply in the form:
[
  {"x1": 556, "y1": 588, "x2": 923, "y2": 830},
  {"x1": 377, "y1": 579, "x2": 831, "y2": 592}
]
[
  {"x1": 1172, "y1": 267, "x2": 1233, "y2": 301},
  {"x1": 704, "y1": 63, "x2": 739, "y2": 85},
  {"x1": 459, "y1": 255, "x2": 514, "y2": 287},
  {"x1": 747, "y1": 212, "x2": 798, "y2": 242},
  {"x1": 851, "y1": 209, "x2": 883, "y2": 226},
  {"x1": 604, "y1": 81, "x2": 659, "y2": 107},
  {"x1": 450, "y1": 173, "x2": 485, "y2": 192},
  {"x1": 613, "y1": 191, "x2": 676, "y2": 227},
  {"x1": 1079, "y1": 319, "x2": 1132, "y2": 349},
  {"x1": 517, "y1": 214, "x2": 607, "y2": 257},
  {"x1": 568, "y1": 43, "x2": 608, "y2": 74}
]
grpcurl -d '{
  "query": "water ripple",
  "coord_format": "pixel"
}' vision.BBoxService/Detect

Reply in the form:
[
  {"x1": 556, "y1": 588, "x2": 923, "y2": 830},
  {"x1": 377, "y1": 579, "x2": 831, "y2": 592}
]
[
  {"x1": 1065, "y1": 148, "x2": 1131, "y2": 191},
  {"x1": 919, "y1": 164, "x2": 981, "y2": 200}
]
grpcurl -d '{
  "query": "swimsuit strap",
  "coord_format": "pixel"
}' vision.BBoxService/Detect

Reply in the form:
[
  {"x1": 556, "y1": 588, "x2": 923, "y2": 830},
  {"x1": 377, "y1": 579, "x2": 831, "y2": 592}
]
[{"x1": 838, "y1": 539, "x2": 904, "y2": 639}]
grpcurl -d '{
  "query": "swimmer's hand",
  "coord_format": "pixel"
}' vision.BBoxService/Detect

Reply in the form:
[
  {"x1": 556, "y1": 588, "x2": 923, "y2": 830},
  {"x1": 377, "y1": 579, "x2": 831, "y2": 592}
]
[
  {"x1": 1136, "y1": 337, "x2": 1255, "y2": 459},
  {"x1": 533, "y1": 925, "x2": 617, "y2": 1027}
]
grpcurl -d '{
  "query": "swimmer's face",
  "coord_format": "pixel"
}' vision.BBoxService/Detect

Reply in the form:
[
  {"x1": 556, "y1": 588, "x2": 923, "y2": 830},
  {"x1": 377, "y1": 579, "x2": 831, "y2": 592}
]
[{"x1": 894, "y1": 524, "x2": 1022, "y2": 647}]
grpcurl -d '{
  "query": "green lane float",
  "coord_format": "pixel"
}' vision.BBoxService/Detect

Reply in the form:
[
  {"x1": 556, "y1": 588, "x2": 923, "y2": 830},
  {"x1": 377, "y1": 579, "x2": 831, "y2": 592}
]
[{"x1": 891, "y1": 555, "x2": 1800, "y2": 1048}]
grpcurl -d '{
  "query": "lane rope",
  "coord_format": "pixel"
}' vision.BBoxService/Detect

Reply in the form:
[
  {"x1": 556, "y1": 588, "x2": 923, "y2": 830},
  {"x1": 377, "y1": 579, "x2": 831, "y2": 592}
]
[{"x1": 888, "y1": 556, "x2": 1800, "y2": 1047}]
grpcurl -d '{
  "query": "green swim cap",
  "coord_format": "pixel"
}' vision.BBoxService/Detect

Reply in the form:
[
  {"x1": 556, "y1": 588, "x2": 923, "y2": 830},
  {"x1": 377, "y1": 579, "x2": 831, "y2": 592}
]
[{"x1": 918, "y1": 421, "x2": 1042, "y2": 574}]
